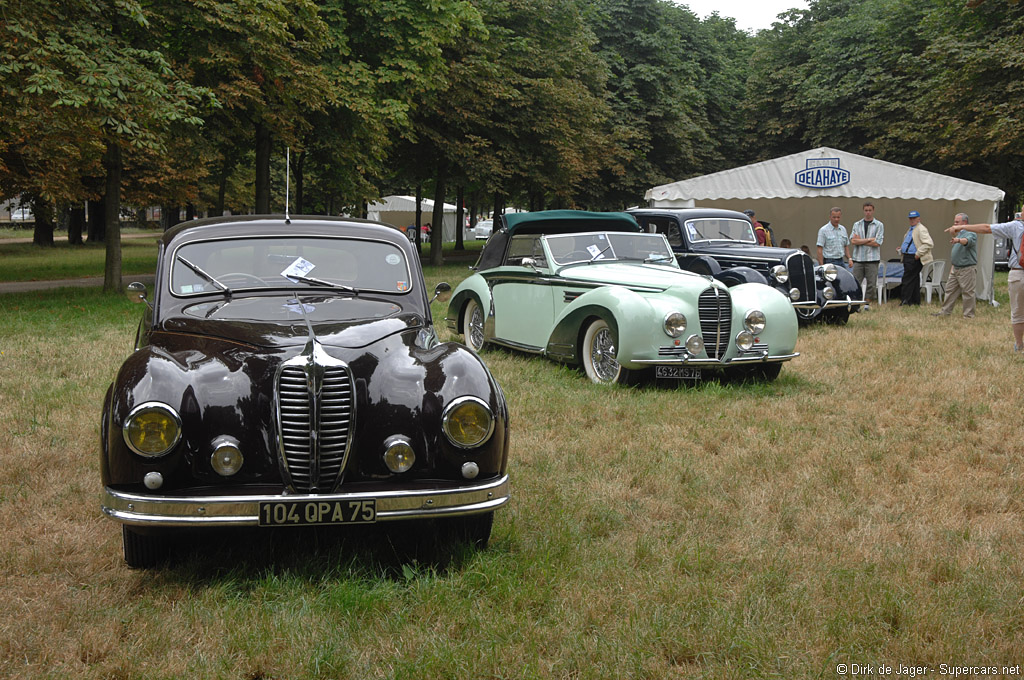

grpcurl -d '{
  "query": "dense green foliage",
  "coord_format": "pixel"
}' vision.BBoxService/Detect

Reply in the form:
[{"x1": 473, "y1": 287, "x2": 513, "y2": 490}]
[{"x1": 1, "y1": 0, "x2": 1021, "y2": 221}]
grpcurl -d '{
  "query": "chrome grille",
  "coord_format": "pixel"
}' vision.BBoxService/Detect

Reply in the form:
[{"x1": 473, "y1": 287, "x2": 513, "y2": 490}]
[
  {"x1": 786, "y1": 252, "x2": 816, "y2": 302},
  {"x1": 698, "y1": 287, "x2": 731, "y2": 360},
  {"x1": 276, "y1": 347, "x2": 354, "y2": 493}
]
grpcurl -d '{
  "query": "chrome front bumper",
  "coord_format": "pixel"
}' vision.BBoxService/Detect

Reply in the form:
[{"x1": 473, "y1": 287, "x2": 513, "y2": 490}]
[
  {"x1": 630, "y1": 351, "x2": 799, "y2": 367},
  {"x1": 102, "y1": 475, "x2": 510, "y2": 527}
]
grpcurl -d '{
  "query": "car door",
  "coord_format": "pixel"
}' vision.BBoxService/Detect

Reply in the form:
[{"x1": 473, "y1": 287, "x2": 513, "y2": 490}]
[{"x1": 491, "y1": 234, "x2": 557, "y2": 351}]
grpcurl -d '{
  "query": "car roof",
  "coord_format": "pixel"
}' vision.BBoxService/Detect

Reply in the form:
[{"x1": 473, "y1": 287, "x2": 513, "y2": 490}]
[
  {"x1": 629, "y1": 207, "x2": 752, "y2": 221},
  {"x1": 161, "y1": 214, "x2": 407, "y2": 248},
  {"x1": 475, "y1": 210, "x2": 643, "y2": 271},
  {"x1": 501, "y1": 210, "x2": 641, "y2": 236}
]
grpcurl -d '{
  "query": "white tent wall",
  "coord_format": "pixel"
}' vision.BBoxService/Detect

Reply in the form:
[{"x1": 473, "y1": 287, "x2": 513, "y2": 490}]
[
  {"x1": 367, "y1": 195, "x2": 459, "y2": 242},
  {"x1": 646, "y1": 147, "x2": 1004, "y2": 302}
]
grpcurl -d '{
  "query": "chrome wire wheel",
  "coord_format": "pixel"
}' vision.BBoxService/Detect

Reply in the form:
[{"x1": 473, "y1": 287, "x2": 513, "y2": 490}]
[
  {"x1": 583, "y1": 318, "x2": 622, "y2": 384},
  {"x1": 462, "y1": 298, "x2": 486, "y2": 351}
]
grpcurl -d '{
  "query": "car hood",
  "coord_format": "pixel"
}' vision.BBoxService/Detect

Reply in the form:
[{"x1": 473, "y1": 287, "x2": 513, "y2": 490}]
[
  {"x1": 692, "y1": 242, "x2": 799, "y2": 261},
  {"x1": 557, "y1": 262, "x2": 711, "y2": 290},
  {"x1": 158, "y1": 294, "x2": 422, "y2": 349}
]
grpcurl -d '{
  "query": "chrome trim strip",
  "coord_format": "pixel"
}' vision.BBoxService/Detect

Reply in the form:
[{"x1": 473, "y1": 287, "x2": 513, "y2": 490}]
[
  {"x1": 823, "y1": 296, "x2": 866, "y2": 309},
  {"x1": 102, "y1": 475, "x2": 511, "y2": 526},
  {"x1": 631, "y1": 352, "x2": 799, "y2": 366}
]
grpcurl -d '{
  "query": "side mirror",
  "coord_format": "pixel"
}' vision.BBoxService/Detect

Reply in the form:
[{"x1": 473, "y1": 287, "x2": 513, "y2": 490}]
[
  {"x1": 126, "y1": 281, "x2": 148, "y2": 304},
  {"x1": 430, "y1": 282, "x2": 452, "y2": 304}
]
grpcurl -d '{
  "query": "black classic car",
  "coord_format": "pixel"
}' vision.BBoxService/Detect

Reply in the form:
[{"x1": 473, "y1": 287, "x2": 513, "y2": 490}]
[
  {"x1": 628, "y1": 208, "x2": 864, "y2": 324},
  {"x1": 101, "y1": 215, "x2": 509, "y2": 567}
]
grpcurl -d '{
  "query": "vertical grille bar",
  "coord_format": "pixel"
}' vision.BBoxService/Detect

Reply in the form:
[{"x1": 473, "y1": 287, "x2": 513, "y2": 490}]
[
  {"x1": 698, "y1": 287, "x2": 732, "y2": 360},
  {"x1": 786, "y1": 252, "x2": 816, "y2": 302},
  {"x1": 276, "y1": 345, "x2": 354, "y2": 493}
]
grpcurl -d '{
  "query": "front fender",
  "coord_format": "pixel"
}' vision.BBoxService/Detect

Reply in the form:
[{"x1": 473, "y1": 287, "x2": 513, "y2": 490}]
[
  {"x1": 728, "y1": 283, "x2": 799, "y2": 354},
  {"x1": 446, "y1": 274, "x2": 493, "y2": 336},
  {"x1": 716, "y1": 265, "x2": 768, "y2": 287},
  {"x1": 545, "y1": 285, "x2": 653, "y2": 365}
]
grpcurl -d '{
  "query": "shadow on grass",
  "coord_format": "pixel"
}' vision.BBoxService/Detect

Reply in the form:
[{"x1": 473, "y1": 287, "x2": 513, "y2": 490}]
[{"x1": 146, "y1": 519, "x2": 496, "y2": 584}]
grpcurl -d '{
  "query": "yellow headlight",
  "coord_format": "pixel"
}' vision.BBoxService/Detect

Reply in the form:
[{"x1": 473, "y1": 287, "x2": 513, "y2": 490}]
[
  {"x1": 123, "y1": 402, "x2": 181, "y2": 457},
  {"x1": 442, "y1": 397, "x2": 494, "y2": 449}
]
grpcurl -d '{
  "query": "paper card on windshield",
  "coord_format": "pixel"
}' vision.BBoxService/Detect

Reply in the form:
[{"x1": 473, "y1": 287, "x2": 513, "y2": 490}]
[
  {"x1": 586, "y1": 244, "x2": 603, "y2": 258},
  {"x1": 281, "y1": 257, "x2": 315, "y2": 281}
]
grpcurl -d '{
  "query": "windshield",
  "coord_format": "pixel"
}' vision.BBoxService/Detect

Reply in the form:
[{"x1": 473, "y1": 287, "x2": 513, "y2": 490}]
[
  {"x1": 170, "y1": 237, "x2": 412, "y2": 296},
  {"x1": 684, "y1": 218, "x2": 756, "y2": 243},
  {"x1": 545, "y1": 232, "x2": 676, "y2": 266}
]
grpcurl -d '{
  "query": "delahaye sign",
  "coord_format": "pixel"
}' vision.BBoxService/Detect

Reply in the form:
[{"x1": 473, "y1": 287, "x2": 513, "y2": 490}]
[{"x1": 795, "y1": 157, "x2": 850, "y2": 189}]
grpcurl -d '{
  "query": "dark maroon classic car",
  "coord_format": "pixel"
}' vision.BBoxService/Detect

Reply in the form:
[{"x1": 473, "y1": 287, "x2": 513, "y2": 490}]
[{"x1": 101, "y1": 215, "x2": 509, "y2": 567}]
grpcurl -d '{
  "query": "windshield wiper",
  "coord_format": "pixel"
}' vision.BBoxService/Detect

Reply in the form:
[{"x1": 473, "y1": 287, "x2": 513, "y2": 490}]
[
  {"x1": 289, "y1": 274, "x2": 358, "y2": 295},
  {"x1": 588, "y1": 245, "x2": 612, "y2": 263},
  {"x1": 176, "y1": 256, "x2": 231, "y2": 297}
]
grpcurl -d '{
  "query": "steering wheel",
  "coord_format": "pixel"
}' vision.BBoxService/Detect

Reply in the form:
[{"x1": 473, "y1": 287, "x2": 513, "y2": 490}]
[{"x1": 219, "y1": 272, "x2": 266, "y2": 287}]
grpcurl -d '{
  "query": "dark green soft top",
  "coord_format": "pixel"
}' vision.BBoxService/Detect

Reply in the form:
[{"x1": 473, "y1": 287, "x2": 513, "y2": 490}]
[{"x1": 502, "y1": 210, "x2": 641, "y2": 236}]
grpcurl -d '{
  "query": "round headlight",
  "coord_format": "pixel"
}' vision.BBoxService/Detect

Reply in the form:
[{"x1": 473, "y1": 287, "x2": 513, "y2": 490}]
[
  {"x1": 442, "y1": 396, "x2": 494, "y2": 449},
  {"x1": 744, "y1": 309, "x2": 766, "y2": 335},
  {"x1": 663, "y1": 312, "x2": 687, "y2": 338},
  {"x1": 736, "y1": 330, "x2": 755, "y2": 351},
  {"x1": 685, "y1": 334, "x2": 704, "y2": 355},
  {"x1": 822, "y1": 263, "x2": 838, "y2": 282},
  {"x1": 123, "y1": 402, "x2": 181, "y2": 457},
  {"x1": 211, "y1": 439, "x2": 243, "y2": 476},
  {"x1": 789, "y1": 287, "x2": 801, "y2": 301},
  {"x1": 770, "y1": 265, "x2": 789, "y2": 283},
  {"x1": 824, "y1": 286, "x2": 835, "y2": 300},
  {"x1": 384, "y1": 437, "x2": 416, "y2": 473}
]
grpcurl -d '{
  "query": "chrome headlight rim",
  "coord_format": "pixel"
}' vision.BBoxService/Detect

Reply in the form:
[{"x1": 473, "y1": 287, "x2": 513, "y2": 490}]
[
  {"x1": 736, "y1": 330, "x2": 755, "y2": 351},
  {"x1": 210, "y1": 436, "x2": 244, "y2": 476},
  {"x1": 821, "y1": 263, "x2": 838, "y2": 282},
  {"x1": 383, "y1": 435, "x2": 416, "y2": 474},
  {"x1": 824, "y1": 286, "x2": 836, "y2": 300},
  {"x1": 122, "y1": 401, "x2": 182, "y2": 458},
  {"x1": 663, "y1": 311, "x2": 687, "y2": 338},
  {"x1": 770, "y1": 265, "x2": 789, "y2": 283},
  {"x1": 743, "y1": 309, "x2": 767, "y2": 335},
  {"x1": 684, "y1": 334, "x2": 704, "y2": 355},
  {"x1": 441, "y1": 396, "x2": 495, "y2": 450},
  {"x1": 789, "y1": 287, "x2": 801, "y2": 301}
]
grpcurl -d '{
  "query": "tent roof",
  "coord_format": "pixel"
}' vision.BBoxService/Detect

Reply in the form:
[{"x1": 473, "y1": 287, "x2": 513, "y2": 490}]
[
  {"x1": 367, "y1": 195, "x2": 456, "y2": 212},
  {"x1": 645, "y1": 147, "x2": 1005, "y2": 203}
]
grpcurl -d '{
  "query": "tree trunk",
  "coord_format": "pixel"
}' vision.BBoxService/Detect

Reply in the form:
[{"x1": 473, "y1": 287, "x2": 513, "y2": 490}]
[
  {"x1": 68, "y1": 205, "x2": 85, "y2": 245},
  {"x1": 415, "y1": 184, "x2": 423, "y2": 252},
  {"x1": 295, "y1": 150, "x2": 305, "y2": 215},
  {"x1": 255, "y1": 122, "x2": 271, "y2": 213},
  {"x1": 455, "y1": 185, "x2": 465, "y2": 251},
  {"x1": 186, "y1": 203, "x2": 195, "y2": 221},
  {"x1": 430, "y1": 164, "x2": 447, "y2": 267},
  {"x1": 31, "y1": 195, "x2": 54, "y2": 246},
  {"x1": 162, "y1": 205, "x2": 180, "y2": 231},
  {"x1": 102, "y1": 140, "x2": 123, "y2": 293},
  {"x1": 492, "y1": 192, "x2": 504, "y2": 223},
  {"x1": 88, "y1": 198, "x2": 105, "y2": 242}
]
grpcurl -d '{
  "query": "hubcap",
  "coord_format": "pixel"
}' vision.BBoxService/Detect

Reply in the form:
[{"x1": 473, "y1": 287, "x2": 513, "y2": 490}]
[
  {"x1": 590, "y1": 328, "x2": 619, "y2": 382},
  {"x1": 469, "y1": 306, "x2": 484, "y2": 349}
]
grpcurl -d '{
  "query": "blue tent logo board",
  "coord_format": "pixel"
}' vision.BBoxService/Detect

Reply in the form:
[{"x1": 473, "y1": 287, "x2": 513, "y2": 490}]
[{"x1": 795, "y1": 157, "x2": 850, "y2": 189}]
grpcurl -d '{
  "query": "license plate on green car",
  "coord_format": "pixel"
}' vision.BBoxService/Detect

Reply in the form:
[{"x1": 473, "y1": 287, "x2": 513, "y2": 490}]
[
  {"x1": 655, "y1": 366, "x2": 702, "y2": 380},
  {"x1": 258, "y1": 499, "x2": 377, "y2": 526}
]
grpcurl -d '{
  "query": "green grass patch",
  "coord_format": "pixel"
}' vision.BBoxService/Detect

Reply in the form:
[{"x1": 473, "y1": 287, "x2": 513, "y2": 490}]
[{"x1": 0, "y1": 237, "x2": 160, "y2": 282}]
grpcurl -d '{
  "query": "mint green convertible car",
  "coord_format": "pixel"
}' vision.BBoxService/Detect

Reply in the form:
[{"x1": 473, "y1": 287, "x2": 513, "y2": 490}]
[{"x1": 446, "y1": 210, "x2": 799, "y2": 385}]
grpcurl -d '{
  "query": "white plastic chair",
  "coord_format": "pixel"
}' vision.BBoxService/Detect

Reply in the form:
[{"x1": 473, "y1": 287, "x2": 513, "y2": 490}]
[{"x1": 920, "y1": 260, "x2": 945, "y2": 304}]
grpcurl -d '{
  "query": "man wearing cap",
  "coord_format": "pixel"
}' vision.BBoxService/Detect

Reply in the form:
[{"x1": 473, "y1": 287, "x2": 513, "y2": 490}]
[
  {"x1": 850, "y1": 202, "x2": 884, "y2": 308},
  {"x1": 945, "y1": 211, "x2": 1024, "y2": 351},
  {"x1": 933, "y1": 213, "x2": 977, "y2": 318},
  {"x1": 898, "y1": 210, "x2": 933, "y2": 306},
  {"x1": 816, "y1": 207, "x2": 851, "y2": 268}
]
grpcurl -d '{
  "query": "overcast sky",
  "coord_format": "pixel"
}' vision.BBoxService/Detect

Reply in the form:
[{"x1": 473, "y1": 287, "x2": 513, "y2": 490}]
[{"x1": 677, "y1": 0, "x2": 810, "y2": 33}]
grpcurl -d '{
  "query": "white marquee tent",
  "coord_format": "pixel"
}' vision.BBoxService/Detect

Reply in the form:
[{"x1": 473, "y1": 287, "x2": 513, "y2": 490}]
[
  {"x1": 645, "y1": 147, "x2": 1006, "y2": 301},
  {"x1": 366, "y1": 195, "x2": 459, "y2": 242}
]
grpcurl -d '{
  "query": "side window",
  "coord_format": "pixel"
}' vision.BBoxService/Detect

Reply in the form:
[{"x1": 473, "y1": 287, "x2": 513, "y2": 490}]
[
  {"x1": 645, "y1": 218, "x2": 683, "y2": 247},
  {"x1": 506, "y1": 235, "x2": 542, "y2": 266}
]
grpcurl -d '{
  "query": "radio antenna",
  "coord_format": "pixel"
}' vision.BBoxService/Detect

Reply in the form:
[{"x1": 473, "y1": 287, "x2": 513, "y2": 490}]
[{"x1": 285, "y1": 147, "x2": 291, "y2": 223}]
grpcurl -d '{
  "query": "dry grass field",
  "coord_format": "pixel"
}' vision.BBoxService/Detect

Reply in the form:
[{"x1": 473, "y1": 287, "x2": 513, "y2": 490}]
[{"x1": 0, "y1": 271, "x2": 1022, "y2": 679}]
